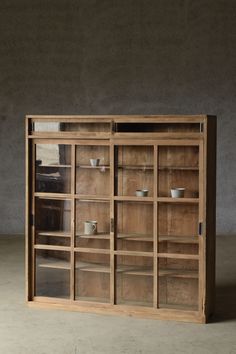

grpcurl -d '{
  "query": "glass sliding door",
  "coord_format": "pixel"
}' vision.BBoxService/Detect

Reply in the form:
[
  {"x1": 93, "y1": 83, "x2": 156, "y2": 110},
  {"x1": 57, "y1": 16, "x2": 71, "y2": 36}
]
[
  {"x1": 33, "y1": 142, "x2": 73, "y2": 299},
  {"x1": 114, "y1": 144, "x2": 154, "y2": 307},
  {"x1": 75, "y1": 143, "x2": 111, "y2": 303},
  {"x1": 157, "y1": 143, "x2": 202, "y2": 311}
]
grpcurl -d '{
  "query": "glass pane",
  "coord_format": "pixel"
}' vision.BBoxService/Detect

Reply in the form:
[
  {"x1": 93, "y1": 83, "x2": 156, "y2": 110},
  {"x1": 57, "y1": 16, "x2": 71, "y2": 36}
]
[
  {"x1": 35, "y1": 250, "x2": 70, "y2": 298},
  {"x1": 115, "y1": 146, "x2": 153, "y2": 197},
  {"x1": 116, "y1": 255, "x2": 153, "y2": 307},
  {"x1": 75, "y1": 252, "x2": 110, "y2": 302},
  {"x1": 158, "y1": 203, "x2": 198, "y2": 238},
  {"x1": 35, "y1": 199, "x2": 71, "y2": 246},
  {"x1": 115, "y1": 201, "x2": 153, "y2": 251},
  {"x1": 35, "y1": 233, "x2": 70, "y2": 247},
  {"x1": 76, "y1": 200, "x2": 110, "y2": 249},
  {"x1": 158, "y1": 258, "x2": 199, "y2": 311},
  {"x1": 76, "y1": 145, "x2": 110, "y2": 196},
  {"x1": 158, "y1": 146, "x2": 199, "y2": 198},
  {"x1": 33, "y1": 122, "x2": 110, "y2": 133},
  {"x1": 36, "y1": 144, "x2": 71, "y2": 193}
]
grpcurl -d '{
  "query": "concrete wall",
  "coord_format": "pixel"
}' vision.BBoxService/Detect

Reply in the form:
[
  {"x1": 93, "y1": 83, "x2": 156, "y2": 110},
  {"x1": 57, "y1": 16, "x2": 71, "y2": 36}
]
[{"x1": 0, "y1": 0, "x2": 235, "y2": 235}]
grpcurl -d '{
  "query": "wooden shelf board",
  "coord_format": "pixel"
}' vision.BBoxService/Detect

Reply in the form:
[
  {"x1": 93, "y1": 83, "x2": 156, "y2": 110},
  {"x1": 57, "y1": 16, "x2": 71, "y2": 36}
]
[
  {"x1": 37, "y1": 164, "x2": 71, "y2": 168},
  {"x1": 37, "y1": 231, "x2": 71, "y2": 238},
  {"x1": 38, "y1": 261, "x2": 70, "y2": 270},
  {"x1": 159, "y1": 269, "x2": 198, "y2": 279},
  {"x1": 157, "y1": 253, "x2": 199, "y2": 260},
  {"x1": 36, "y1": 233, "x2": 198, "y2": 244},
  {"x1": 118, "y1": 165, "x2": 153, "y2": 170},
  {"x1": 157, "y1": 197, "x2": 199, "y2": 203},
  {"x1": 75, "y1": 195, "x2": 110, "y2": 201},
  {"x1": 76, "y1": 233, "x2": 110, "y2": 240},
  {"x1": 159, "y1": 236, "x2": 199, "y2": 244},
  {"x1": 118, "y1": 233, "x2": 153, "y2": 242},
  {"x1": 37, "y1": 258, "x2": 198, "y2": 278},
  {"x1": 76, "y1": 165, "x2": 110, "y2": 169},
  {"x1": 34, "y1": 192, "x2": 72, "y2": 199},
  {"x1": 158, "y1": 166, "x2": 198, "y2": 171},
  {"x1": 78, "y1": 264, "x2": 110, "y2": 273},
  {"x1": 114, "y1": 196, "x2": 154, "y2": 202}
]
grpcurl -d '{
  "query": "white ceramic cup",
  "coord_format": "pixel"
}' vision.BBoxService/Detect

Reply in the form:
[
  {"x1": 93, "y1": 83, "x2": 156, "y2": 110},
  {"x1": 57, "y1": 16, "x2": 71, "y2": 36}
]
[
  {"x1": 171, "y1": 188, "x2": 185, "y2": 198},
  {"x1": 135, "y1": 189, "x2": 149, "y2": 197},
  {"x1": 84, "y1": 220, "x2": 97, "y2": 235},
  {"x1": 90, "y1": 159, "x2": 100, "y2": 167}
]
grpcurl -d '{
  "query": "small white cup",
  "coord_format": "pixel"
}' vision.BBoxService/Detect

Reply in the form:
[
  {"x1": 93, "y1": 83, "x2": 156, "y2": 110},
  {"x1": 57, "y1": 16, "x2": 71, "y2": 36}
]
[
  {"x1": 171, "y1": 188, "x2": 185, "y2": 198},
  {"x1": 90, "y1": 159, "x2": 100, "y2": 167},
  {"x1": 136, "y1": 189, "x2": 149, "y2": 197},
  {"x1": 84, "y1": 220, "x2": 97, "y2": 235}
]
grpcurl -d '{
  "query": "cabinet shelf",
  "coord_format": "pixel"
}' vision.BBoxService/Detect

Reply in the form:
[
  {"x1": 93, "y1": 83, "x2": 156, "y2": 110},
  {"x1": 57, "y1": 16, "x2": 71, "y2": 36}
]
[
  {"x1": 117, "y1": 165, "x2": 199, "y2": 171},
  {"x1": 37, "y1": 164, "x2": 71, "y2": 168},
  {"x1": 75, "y1": 195, "x2": 110, "y2": 201},
  {"x1": 76, "y1": 233, "x2": 110, "y2": 240},
  {"x1": 38, "y1": 259, "x2": 198, "y2": 279},
  {"x1": 159, "y1": 269, "x2": 198, "y2": 279},
  {"x1": 118, "y1": 165, "x2": 153, "y2": 170},
  {"x1": 75, "y1": 234, "x2": 199, "y2": 243},
  {"x1": 37, "y1": 231, "x2": 71, "y2": 238},
  {"x1": 159, "y1": 236, "x2": 199, "y2": 244},
  {"x1": 114, "y1": 196, "x2": 154, "y2": 202},
  {"x1": 76, "y1": 165, "x2": 110, "y2": 169},
  {"x1": 157, "y1": 197, "x2": 199, "y2": 203},
  {"x1": 118, "y1": 233, "x2": 153, "y2": 242},
  {"x1": 158, "y1": 166, "x2": 199, "y2": 171}
]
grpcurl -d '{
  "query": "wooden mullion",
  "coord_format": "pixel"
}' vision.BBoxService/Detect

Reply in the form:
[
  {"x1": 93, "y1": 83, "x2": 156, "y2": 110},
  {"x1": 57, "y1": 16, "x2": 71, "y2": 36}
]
[
  {"x1": 110, "y1": 143, "x2": 115, "y2": 304},
  {"x1": 70, "y1": 144, "x2": 76, "y2": 301},
  {"x1": 198, "y1": 140, "x2": 205, "y2": 314},
  {"x1": 31, "y1": 141, "x2": 36, "y2": 299},
  {"x1": 154, "y1": 145, "x2": 158, "y2": 308}
]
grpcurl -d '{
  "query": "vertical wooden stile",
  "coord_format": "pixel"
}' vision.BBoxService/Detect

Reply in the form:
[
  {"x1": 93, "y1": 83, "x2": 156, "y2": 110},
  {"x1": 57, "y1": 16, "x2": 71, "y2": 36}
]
[
  {"x1": 70, "y1": 144, "x2": 76, "y2": 301},
  {"x1": 32, "y1": 141, "x2": 36, "y2": 298},
  {"x1": 198, "y1": 140, "x2": 205, "y2": 315},
  {"x1": 153, "y1": 145, "x2": 158, "y2": 308},
  {"x1": 110, "y1": 143, "x2": 115, "y2": 304},
  {"x1": 25, "y1": 117, "x2": 30, "y2": 300}
]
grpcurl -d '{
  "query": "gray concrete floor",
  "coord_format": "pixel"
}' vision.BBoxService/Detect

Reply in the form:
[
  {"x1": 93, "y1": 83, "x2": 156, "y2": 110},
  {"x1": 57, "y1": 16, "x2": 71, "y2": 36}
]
[{"x1": 0, "y1": 235, "x2": 235, "y2": 354}]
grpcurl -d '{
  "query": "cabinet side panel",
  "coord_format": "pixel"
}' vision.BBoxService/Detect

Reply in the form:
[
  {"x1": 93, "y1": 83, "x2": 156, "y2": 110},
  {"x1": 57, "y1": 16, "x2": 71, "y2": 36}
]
[
  {"x1": 205, "y1": 116, "x2": 217, "y2": 320},
  {"x1": 25, "y1": 117, "x2": 33, "y2": 300}
]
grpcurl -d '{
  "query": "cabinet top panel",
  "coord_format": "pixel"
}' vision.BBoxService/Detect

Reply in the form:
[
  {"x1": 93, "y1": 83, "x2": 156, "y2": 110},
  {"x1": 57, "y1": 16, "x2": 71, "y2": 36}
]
[
  {"x1": 26, "y1": 115, "x2": 213, "y2": 122},
  {"x1": 26, "y1": 115, "x2": 216, "y2": 140}
]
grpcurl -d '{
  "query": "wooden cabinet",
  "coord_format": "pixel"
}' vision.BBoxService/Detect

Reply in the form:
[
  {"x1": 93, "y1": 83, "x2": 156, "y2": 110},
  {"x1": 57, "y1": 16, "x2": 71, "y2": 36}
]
[{"x1": 26, "y1": 115, "x2": 216, "y2": 323}]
